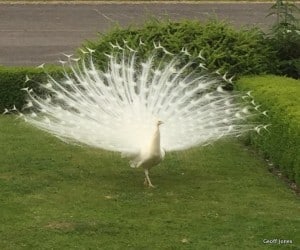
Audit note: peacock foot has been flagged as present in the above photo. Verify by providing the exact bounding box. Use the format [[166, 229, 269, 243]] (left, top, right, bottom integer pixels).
[[144, 169, 155, 188], [144, 177, 155, 188]]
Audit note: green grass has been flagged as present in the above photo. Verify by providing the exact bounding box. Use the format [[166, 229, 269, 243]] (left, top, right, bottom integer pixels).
[[0, 116, 299, 249]]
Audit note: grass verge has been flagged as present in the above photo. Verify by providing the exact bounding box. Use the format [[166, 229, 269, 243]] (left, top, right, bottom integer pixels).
[[0, 116, 299, 249]]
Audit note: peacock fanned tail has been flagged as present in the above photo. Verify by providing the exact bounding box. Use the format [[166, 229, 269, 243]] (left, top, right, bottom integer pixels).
[[17, 44, 266, 156]]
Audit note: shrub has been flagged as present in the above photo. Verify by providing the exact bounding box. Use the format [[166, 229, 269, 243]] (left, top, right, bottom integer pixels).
[[237, 75, 300, 184], [0, 66, 62, 113], [266, 0, 300, 78], [83, 19, 277, 77]]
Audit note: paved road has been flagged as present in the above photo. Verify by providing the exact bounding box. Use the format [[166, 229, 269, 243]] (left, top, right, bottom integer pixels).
[[0, 3, 274, 66]]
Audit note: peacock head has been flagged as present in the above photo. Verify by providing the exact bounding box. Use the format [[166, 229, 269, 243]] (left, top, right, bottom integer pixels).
[[157, 120, 164, 126]]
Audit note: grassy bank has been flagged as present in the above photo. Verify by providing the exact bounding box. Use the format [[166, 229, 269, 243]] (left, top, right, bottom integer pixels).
[[0, 116, 299, 249]]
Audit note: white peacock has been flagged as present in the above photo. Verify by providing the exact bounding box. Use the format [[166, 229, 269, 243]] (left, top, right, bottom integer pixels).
[[18, 43, 267, 187]]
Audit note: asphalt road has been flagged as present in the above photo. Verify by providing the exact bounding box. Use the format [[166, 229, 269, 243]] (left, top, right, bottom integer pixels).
[[0, 2, 275, 66]]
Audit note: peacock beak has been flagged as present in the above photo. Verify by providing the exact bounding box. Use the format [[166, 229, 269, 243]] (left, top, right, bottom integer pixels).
[[158, 121, 164, 126]]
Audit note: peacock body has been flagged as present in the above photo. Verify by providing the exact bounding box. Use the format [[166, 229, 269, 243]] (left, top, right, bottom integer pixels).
[[18, 44, 265, 187]]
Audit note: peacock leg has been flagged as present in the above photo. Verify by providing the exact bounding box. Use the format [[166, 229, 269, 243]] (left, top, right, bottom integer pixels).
[[144, 178, 148, 186], [144, 169, 155, 188]]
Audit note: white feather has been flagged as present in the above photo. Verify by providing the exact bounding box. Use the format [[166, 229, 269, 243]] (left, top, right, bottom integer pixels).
[[21, 48, 262, 186]]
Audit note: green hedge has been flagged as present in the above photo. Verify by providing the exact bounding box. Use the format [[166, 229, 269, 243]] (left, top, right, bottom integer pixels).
[[0, 66, 62, 113], [237, 75, 300, 184], [84, 19, 277, 77]]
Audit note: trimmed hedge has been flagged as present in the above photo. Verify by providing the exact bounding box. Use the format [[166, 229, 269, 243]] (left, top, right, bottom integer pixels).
[[237, 75, 300, 185], [0, 66, 62, 113]]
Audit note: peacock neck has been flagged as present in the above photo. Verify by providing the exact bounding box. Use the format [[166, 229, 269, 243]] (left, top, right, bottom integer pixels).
[[149, 125, 161, 155]]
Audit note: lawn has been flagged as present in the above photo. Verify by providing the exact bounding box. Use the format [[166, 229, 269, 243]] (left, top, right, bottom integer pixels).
[[0, 115, 299, 249]]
